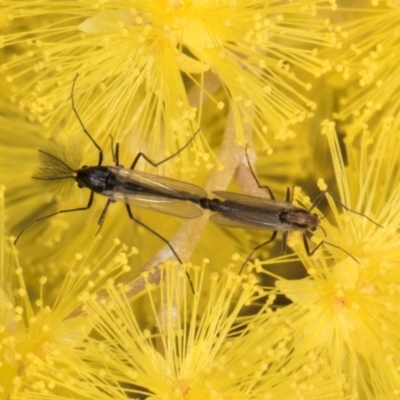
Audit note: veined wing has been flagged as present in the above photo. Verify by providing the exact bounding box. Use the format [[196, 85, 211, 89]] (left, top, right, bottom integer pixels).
[[210, 208, 287, 231], [213, 190, 294, 212], [106, 189, 203, 219], [112, 167, 207, 199]]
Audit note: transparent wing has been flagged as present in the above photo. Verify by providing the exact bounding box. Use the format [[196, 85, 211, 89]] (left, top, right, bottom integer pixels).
[[107, 190, 203, 219], [213, 190, 293, 212], [113, 167, 207, 199], [210, 209, 285, 231]]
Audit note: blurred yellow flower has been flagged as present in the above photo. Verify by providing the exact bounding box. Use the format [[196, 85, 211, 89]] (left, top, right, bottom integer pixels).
[[334, 5, 400, 132]]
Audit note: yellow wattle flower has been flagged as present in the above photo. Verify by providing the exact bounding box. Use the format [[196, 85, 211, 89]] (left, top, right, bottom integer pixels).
[[260, 119, 400, 398], [44, 263, 344, 399], [1, 0, 336, 156], [0, 187, 135, 397], [1, 2, 399, 398], [0, 0, 340, 294]]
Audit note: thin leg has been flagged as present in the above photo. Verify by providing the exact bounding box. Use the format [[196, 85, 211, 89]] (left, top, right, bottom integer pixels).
[[109, 136, 120, 166], [71, 74, 103, 166], [130, 129, 200, 170], [115, 142, 120, 166], [239, 231, 278, 275], [302, 233, 359, 264], [14, 191, 94, 245], [285, 187, 292, 203], [308, 191, 329, 212], [96, 199, 112, 235], [281, 231, 289, 254], [244, 145, 275, 199], [125, 205, 195, 294], [309, 190, 382, 228]]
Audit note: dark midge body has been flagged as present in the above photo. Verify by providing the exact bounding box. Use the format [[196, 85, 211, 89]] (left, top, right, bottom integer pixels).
[[15, 75, 204, 294], [199, 195, 319, 232], [16, 150, 206, 245], [199, 166, 381, 273], [198, 188, 324, 274], [76, 165, 205, 204]]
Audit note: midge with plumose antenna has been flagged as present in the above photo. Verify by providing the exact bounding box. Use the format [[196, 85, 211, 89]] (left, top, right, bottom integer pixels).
[[15, 75, 206, 270], [200, 146, 382, 274]]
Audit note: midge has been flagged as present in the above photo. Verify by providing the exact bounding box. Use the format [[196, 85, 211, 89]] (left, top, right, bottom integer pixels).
[[15, 75, 206, 269], [200, 148, 382, 274]]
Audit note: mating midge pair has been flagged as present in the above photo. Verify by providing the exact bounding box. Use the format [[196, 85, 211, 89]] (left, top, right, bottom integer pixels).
[[15, 76, 382, 292]]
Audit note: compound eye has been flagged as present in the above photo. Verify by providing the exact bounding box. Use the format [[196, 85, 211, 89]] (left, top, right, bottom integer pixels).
[[77, 182, 84, 188], [310, 227, 317, 232], [82, 165, 88, 169]]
